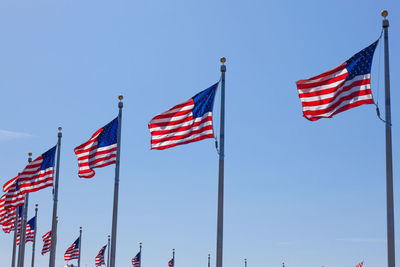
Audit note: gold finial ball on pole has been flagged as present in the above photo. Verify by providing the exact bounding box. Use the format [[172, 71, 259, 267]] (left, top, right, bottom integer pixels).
[[220, 57, 226, 64], [139, 242, 142, 245], [28, 152, 32, 157], [118, 95, 123, 101], [35, 204, 38, 207], [381, 10, 388, 18], [80, 226, 82, 230]]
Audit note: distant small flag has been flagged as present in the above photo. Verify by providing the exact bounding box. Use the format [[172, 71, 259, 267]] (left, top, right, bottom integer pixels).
[[41, 231, 51, 255], [17, 216, 35, 245], [356, 262, 364, 267], [168, 258, 174, 267], [65, 237, 80, 261], [296, 40, 379, 121], [74, 118, 118, 178], [149, 83, 219, 150], [17, 146, 56, 195], [95, 245, 107, 267], [25, 216, 36, 242], [132, 251, 141, 267]]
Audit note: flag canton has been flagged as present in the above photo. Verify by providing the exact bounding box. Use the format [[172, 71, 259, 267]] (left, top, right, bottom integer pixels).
[[41, 146, 56, 170], [97, 118, 118, 148], [135, 252, 141, 261], [192, 83, 218, 119], [100, 245, 107, 256], [345, 40, 378, 80], [73, 237, 80, 248], [27, 217, 35, 230]]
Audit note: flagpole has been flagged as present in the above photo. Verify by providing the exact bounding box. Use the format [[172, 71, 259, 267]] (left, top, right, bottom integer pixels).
[[244, 259, 247, 267], [216, 57, 226, 267], [17, 153, 32, 267], [78, 227, 82, 267], [107, 235, 110, 267], [31, 204, 38, 267], [49, 127, 62, 267], [139, 242, 142, 267], [11, 208, 19, 267], [208, 254, 210, 267], [110, 95, 123, 267], [381, 10, 395, 267]]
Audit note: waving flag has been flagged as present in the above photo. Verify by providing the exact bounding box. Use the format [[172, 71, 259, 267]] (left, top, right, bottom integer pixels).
[[65, 237, 80, 261], [41, 231, 51, 255], [149, 83, 218, 150], [356, 262, 364, 267], [168, 258, 174, 267], [25, 216, 36, 242], [74, 118, 118, 178], [132, 251, 141, 267], [17, 216, 35, 244], [17, 146, 56, 194], [1, 205, 22, 234], [3, 176, 25, 210], [95, 245, 107, 266], [296, 40, 379, 121]]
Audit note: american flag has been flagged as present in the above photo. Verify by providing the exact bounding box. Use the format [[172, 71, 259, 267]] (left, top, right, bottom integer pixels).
[[65, 237, 80, 261], [132, 251, 141, 267], [25, 216, 36, 242], [3, 176, 25, 211], [74, 118, 118, 178], [1, 205, 22, 234], [15, 146, 56, 196], [356, 262, 364, 267], [17, 216, 35, 245], [95, 245, 107, 266], [41, 231, 51, 255], [296, 40, 379, 121], [148, 82, 219, 150], [168, 258, 174, 267]]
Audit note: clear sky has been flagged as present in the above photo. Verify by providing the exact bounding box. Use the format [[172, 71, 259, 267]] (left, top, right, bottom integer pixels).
[[0, 1, 399, 267]]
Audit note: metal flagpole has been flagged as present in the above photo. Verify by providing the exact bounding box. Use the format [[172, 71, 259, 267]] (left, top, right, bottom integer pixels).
[[244, 259, 247, 267], [17, 153, 32, 267], [216, 57, 226, 267], [172, 249, 175, 267], [110, 95, 123, 267], [208, 254, 210, 267], [31, 204, 38, 267], [381, 10, 395, 267], [107, 235, 110, 267], [139, 242, 142, 267], [11, 208, 19, 267], [78, 227, 82, 267], [49, 127, 62, 267]]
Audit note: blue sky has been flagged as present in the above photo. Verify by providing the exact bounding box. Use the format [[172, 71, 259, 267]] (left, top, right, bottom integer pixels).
[[0, 0, 399, 267]]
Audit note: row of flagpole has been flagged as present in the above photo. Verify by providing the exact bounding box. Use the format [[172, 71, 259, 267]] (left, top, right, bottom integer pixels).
[[1, 10, 394, 267]]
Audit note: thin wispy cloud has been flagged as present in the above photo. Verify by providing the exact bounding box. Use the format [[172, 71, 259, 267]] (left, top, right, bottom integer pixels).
[[0, 130, 31, 140], [336, 238, 385, 243]]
